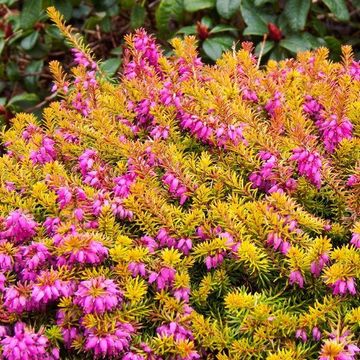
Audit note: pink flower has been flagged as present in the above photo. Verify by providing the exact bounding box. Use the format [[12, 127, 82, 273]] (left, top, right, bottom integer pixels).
[[350, 231, 360, 248], [295, 328, 307, 342], [312, 326, 321, 341], [162, 172, 189, 205], [74, 277, 122, 314], [264, 91, 282, 116], [56, 187, 72, 209], [347, 175, 359, 187], [30, 137, 57, 164], [3, 210, 37, 244], [289, 270, 304, 288], [316, 115, 353, 153], [84, 322, 134, 358], [331, 278, 357, 296], [291, 148, 322, 188], [128, 262, 146, 277], [0, 322, 58, 360], [310, 253, 329, 277], [148, 267, 176, 290]]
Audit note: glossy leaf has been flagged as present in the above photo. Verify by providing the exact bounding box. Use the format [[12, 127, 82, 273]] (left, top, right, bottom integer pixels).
[[322, 0, 350, 22], [241, 0, 268, 36], [216, 0, 241, 19], [203, 35, 234, 61], [21, 31, 39, 50], [156, 0, 184, 36], [284, 0, 310, 31], [184, 0, 215, 12]]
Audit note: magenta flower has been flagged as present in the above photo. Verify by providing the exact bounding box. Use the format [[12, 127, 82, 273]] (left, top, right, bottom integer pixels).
[[295, 328, 307, 342], [31, 271, 74, 305], [162, 172, 189, 205], [264, 91, 282, 116], [148, 267, 176, 290], [0, 322, 58, 360], [290, 148, 322, 188], [289, 270, 304, 288], [331, 278, 357, 296], [347, 175, 359, 187], [310, 253, 329, 277], [128, 262, 146, 277], [84, 322, 134, 358], [114, 172, 137, 198], [350, 231, 360, 248], [312, 327, 321, 341], [3, 210, 37, 244], [316, 115, 353, 153], [74, 276, 122, 314], [266, 232, 291, 254], [56, 236, 108, 266], [4, 283, 33, 314], [349, 60, 360, 80], [30, 137, 57, 164], [56, 187, 72, 209]]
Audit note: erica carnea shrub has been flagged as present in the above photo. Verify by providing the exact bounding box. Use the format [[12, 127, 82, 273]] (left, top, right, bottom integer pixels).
[[0, 7, 359, 360]]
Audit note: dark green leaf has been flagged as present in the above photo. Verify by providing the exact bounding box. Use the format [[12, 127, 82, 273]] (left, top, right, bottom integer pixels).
[[50, 0, 73, 20], [110, 46, 123, 56], [280, 34, 312, 53], [269, 45, 287, 60], [156, 0, 184, 37], [203, 35, 234, 61], [184, 0, 215, 12], [210, 24, 238, 34], [201, 16, 213, 28], [45, 25, 64, 40], [131, 4, 146, 29], [177, 25, 197, 35], [240, 0, 268, 36], [322, 0, 350, 22], [21, 0, 43, 29], [20, 31, 39, 50], [255, 40, 275, 56], [7, 93, 39, 111], [24, 60, 44, 92], [284, 0, 310, 31], [324, 36, 342, 58], [6, 62, 19, 82], [100, 58, 121, 77], [216, 0, 240, 19]]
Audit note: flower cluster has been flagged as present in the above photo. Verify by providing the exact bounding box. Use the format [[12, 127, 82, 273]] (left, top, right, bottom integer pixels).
[[0, 12, 359, 359]]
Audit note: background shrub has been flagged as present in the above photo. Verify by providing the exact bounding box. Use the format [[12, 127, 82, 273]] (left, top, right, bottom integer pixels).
[[0, 8, 359, 359], [0, 0, 360, 125]]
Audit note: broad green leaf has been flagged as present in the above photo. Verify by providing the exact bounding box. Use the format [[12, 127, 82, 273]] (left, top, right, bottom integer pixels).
[[322, 0, 350, 22], [269, 45, 287, 61], [156, 0, 184, 37], [24, 60, 43, 92], [201, 16, 213, 28], [210, 24, 238, 34], [240, 0, 268, 36], [130, 4, 146, 29], [6, 62, 19, 82], [20, 0, 43, 29], [216, 0, 241, 19], [20, 31, 39, 50], [100, 58, 121, 77], [203, 35, 234, 61], [255, 40, 275, 56], [177, 25, 197, 35], [284, 0, 310, 31], [49, 0, 73, 20], [184, 0, 215, 12], [7, 93, 39, 111], [280, 34, 312, 53]]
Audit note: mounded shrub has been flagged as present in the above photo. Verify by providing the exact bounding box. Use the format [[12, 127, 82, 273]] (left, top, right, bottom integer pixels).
[[0, 7, 359, 360]]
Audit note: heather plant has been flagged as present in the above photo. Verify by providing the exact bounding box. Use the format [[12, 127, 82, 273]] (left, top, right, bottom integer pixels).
[[0, 7, 360, 359]]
